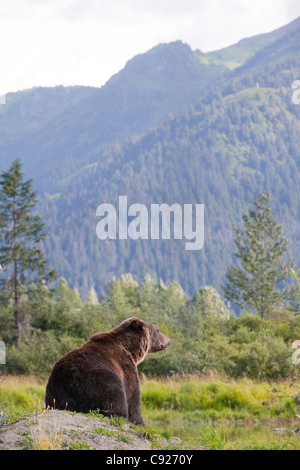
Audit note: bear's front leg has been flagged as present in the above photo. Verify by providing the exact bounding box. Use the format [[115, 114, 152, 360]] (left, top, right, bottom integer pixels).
[[125, 373, 144, 425], [128, 398, 144, 425]]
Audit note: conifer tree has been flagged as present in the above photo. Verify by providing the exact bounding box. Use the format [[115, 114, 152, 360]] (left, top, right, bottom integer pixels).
[[222, 191, 293, 318], [86, 286, 99, 305], [0, 159, 56, 343]]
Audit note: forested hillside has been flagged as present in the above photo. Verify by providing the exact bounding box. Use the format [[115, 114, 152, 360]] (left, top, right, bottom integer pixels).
[[0, 41, 226, 193], [42, 85, 300, 296], [1, 17, 300, 298]]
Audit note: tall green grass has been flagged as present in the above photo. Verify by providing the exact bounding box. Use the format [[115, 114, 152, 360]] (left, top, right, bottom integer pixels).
[[1, 375, 299, 422], [191, 424, 299, 450], [1, 375, 300, 449], [0, 376, 45, 419], [141, 375, 299, 421]]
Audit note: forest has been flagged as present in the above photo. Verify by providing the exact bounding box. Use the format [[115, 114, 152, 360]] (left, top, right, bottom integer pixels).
[[0, 160, 299, 383], [1, 273, 299, 381], [1, 18, 300, 298]]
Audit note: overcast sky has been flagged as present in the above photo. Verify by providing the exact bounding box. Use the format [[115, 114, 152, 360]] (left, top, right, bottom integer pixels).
[[0, 0, 300, 96]]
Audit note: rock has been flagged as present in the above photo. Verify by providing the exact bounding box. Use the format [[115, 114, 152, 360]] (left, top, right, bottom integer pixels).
[[271, 428, 297, 435]]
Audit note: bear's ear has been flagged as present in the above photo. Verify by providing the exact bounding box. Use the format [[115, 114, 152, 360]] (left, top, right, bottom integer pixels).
[[131, 318, 143, 328], [126, 318, 146, 331], [121, 317, 147, 334]]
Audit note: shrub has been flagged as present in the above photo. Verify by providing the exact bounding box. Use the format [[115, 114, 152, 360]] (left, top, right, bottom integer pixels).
[[6, 332, 81, 377]]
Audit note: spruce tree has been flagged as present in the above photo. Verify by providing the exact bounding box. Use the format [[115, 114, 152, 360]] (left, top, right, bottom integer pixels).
[[0, 159, 56, 343], [222, 191, 293, 318]]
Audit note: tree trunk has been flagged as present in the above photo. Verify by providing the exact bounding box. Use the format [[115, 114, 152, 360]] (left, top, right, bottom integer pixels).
[[13, 195, 20, 344]]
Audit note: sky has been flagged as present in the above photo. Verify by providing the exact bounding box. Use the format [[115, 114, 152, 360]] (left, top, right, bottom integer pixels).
[[0, 0, 300, 96]]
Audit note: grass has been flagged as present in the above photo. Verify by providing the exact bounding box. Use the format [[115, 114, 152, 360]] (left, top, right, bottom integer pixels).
[[140, 374, 300, 449], [1, 374, 300, 449], [68, 439, 91, 450], [141, 374, 300, 421], [89, 426, 132, 444], [186, 424, 300, 450], [0, 376, 45, 419], [33, 433, 63, 450]]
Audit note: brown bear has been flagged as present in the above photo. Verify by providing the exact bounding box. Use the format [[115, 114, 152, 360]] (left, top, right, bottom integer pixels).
[[45, 318, 171, 424]]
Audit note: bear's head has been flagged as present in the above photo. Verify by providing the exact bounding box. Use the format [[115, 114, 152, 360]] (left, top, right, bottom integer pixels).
[[145, 321, 171, 353], [119, 317, 171, 363]]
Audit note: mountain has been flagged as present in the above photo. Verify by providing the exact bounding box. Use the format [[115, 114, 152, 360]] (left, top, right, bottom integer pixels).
[[1, 19, 293, 192], [0, 40, 227, 193], [197, 16, 300, 70], [1, 17, 300, 298], [41, 85, 300, 297]]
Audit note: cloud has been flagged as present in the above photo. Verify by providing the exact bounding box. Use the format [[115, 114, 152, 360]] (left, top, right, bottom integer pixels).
[[0, 0, 299, 95]]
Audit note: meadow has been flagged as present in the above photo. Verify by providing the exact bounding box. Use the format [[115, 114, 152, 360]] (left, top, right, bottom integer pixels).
[[1, 374, 300, 450]]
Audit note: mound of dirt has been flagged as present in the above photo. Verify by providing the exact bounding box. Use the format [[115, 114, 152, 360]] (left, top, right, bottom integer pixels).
[[0, 409, 189, 451]]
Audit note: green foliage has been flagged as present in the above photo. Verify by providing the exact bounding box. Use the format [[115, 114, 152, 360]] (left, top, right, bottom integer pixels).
[[228, 336, 294, 380], [68, 439, 91, 450], [285, 269, 300, 315], [1, 271, 299, 381], [86, 287, 99, 305], [238, 439, 296, 451], [222, 191, 293, 317], [0, 377, 45, 416], [192, 286, 230, 320], [196, 426, 225, 450], [36, 83, 300, 299], [0, 159, 56, 343], [7, 332, 81, 376], [141, 376, 299, 421], [3, 376, 300, 450], [0, 155, 298, 382]]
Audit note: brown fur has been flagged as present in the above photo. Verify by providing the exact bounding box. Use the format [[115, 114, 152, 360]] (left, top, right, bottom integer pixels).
[[44, 318, 171, 424]]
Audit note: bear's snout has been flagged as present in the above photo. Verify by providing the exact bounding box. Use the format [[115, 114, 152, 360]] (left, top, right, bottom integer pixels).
[[160, 335, 171, 350], [149, 332, 171, 353]]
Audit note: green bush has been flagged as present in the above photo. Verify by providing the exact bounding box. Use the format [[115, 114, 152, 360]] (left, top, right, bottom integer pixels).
[[6, 332, 82, 377], [1, 274, 300, 380], [228, 337, 294, 379]]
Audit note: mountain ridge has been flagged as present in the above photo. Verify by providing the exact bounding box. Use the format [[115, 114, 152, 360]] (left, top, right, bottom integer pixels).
[[1, 18, 300, 298]]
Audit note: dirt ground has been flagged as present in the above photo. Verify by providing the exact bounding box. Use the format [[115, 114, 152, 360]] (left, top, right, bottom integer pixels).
[[0, 409, 186, 451]]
